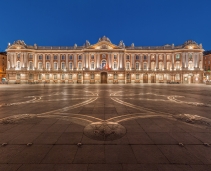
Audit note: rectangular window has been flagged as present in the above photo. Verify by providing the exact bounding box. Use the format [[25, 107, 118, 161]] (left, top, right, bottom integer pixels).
[[61, 74, 65, 80], [136, 63, 139, 70], [54, 74, 57, 79], [114, 63, 117, 69], [38, 55, 42, 60], [46, 63, 50, 70], [29, 62, 33, 69], [78, 55, 82, 60], [78, 63, 82, 70], [136, 55, 139, 60], [91, 74, 94, 79], [159, 75, 163, 80], [54, 63, 57, 70], [54, 55, 57, 60], [126, 55, 130, 60], [29, 74, 33, 80], [29, 54, 33, 59], [91, 63, 94, 69], [114, 74, 117, 79], [144, 55, 147, 60], [136, 74, 139, 79], [45, 74, 49, 80], [61, 55, 65, 60], [38, 63, 42, 69], [143, 63, 147, 69], [61, 62, 65, 69], [69, 63, 73, 69], [91, 55, 94, 59], [17, 62, 20, 69], [69, 74, 72, 79], [114, 55, 117, 60], [17, 74, 20, 80], [78, 74, 81, 79], [38, 74, 42, 80], [175, 74, 180, 80], [126, 63, 130, 70], [127, 74, 130, 79], [69, 55, 73, 60]]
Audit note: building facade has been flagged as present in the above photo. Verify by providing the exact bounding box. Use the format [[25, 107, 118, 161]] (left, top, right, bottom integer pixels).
[[6, 36, 204, 84], [0, 52, 7, 82]]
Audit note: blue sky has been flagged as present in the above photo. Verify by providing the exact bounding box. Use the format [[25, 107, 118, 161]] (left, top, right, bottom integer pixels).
[[0, 0, 210, 51]]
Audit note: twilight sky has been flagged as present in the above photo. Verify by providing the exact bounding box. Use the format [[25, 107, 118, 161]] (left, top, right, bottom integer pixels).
[[0, 0, 210, 51]]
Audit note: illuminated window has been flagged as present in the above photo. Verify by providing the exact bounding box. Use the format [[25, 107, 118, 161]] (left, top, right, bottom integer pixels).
[[159, 74, 163, 80], [38, 74, 42, 80], [29, 62, 33, 70], [46, 62, 50, 70], [78, 62, 82, 69], [45, 74, 49, 80], [78, 74, 81, 79], [69, 74, 72, 79], [126, 62, 130, 70], [29, 74, 33, 80], [143, 63, 147, 69], [101, 60, 106, 68], [91, 74, 95, 79], [176, 54, 180, 59], [17, 74, 20, 80], [61, 62, 65, 69], [91, 62, 94, 70], [135, 63, 139, 70], [114, 74, 117, 79], [17, 61, 20, 69], [54, 63, 57, 70], [175, 74, 180, 80], [114, 62, 117, 69], [69, 62, 73, 69], [136, 74, 139, 79], [159, 62, 163, 70], [54, 74, 57, 79], [61, 74, 65, 80], [127, 74, 130, 79]]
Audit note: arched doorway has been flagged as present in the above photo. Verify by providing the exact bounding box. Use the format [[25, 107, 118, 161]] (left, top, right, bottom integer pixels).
[[101, 72, 107, 83]]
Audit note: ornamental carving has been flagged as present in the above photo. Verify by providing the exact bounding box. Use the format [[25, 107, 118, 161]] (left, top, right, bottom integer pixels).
[[98, 36, 111, 43], [183, 40, 197, 46], [12, 40, 26, 47]]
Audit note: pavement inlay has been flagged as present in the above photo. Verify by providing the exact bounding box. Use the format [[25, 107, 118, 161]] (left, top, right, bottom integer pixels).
[[0, 84, 211, 171]]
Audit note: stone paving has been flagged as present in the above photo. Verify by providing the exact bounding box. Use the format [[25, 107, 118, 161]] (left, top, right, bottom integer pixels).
[[0, 84, 211, 171]]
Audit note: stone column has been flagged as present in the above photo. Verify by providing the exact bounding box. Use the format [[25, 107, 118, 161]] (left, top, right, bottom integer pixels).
[[34, 54, 37, 69], [122, 53, 125, 69], [156, 54, 158, 69], [186, 53, 189, 69], [66, 54, 69, 70], [164, 54, 167, 70], [172, 53, 174, 70], [132, 54, 134, 69], [73, 54, 76, 69], [182, 53, 185, 69], [148, 54, 151, 70]]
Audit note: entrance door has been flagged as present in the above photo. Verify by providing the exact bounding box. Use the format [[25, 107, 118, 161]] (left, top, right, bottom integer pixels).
[[101, 72, 107, 83], [151, 75, 156, 83], [143, 74, 148, 83]]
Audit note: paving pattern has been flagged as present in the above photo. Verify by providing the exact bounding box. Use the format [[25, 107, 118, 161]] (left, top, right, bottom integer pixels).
[[0, 84, 211, 171]]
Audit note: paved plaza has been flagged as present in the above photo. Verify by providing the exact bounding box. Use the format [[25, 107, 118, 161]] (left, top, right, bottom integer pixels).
[[0, 84, 211, 171]]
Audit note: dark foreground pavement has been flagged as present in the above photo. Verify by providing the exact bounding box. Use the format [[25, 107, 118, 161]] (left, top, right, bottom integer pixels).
[[0, 84, 211, 171]]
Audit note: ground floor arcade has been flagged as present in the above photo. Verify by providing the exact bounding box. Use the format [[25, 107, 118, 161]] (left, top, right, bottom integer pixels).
[[7, 70, 203, 84]]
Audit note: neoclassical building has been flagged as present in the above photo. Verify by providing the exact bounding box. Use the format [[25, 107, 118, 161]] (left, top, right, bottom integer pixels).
[[6, 36, 204, 84]]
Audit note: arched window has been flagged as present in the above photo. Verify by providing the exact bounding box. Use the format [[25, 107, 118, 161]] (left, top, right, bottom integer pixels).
[[176, 54, 180, 60], [102, 60, 106, 68], [136, 55, 139, 60], [61, 55, 65, 60], [91, 55, 94, 59], [54, 55, 57, 60], [143, 55, 147, 60], [46, 55, 50, 60], [61, 62, 65, 69]]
